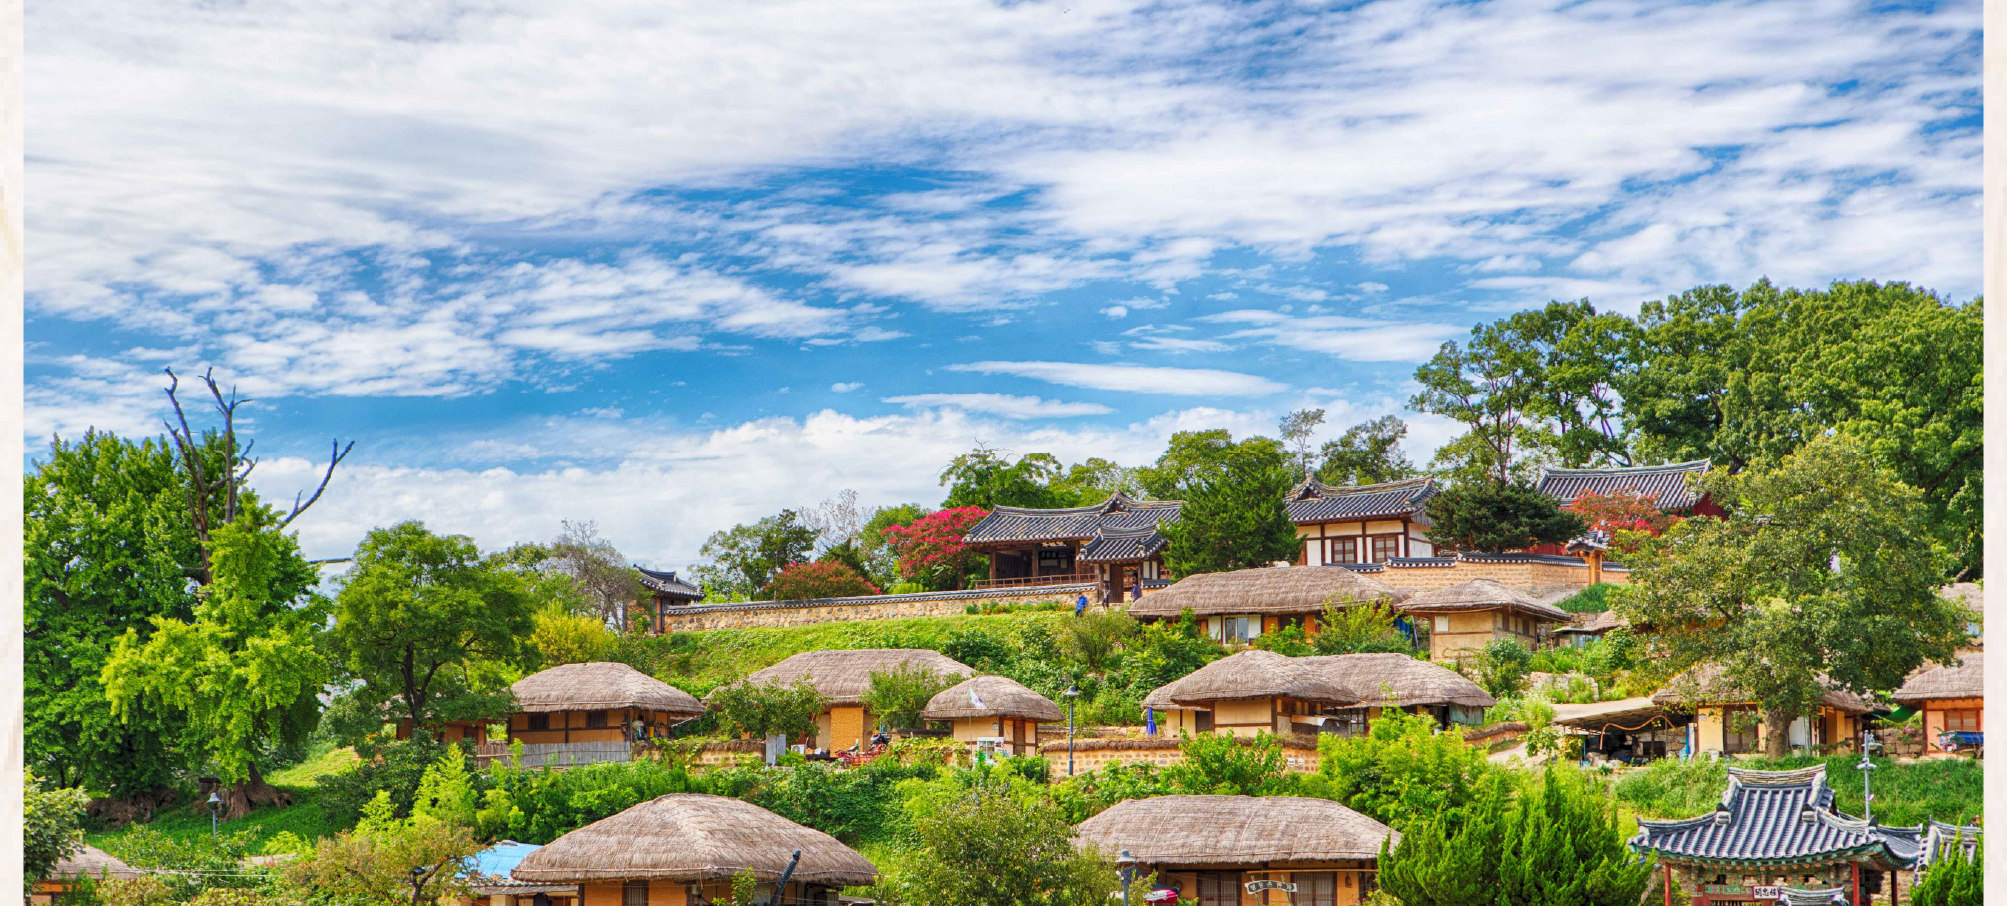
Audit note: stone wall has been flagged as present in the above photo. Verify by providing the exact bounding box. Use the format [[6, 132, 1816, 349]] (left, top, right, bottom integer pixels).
[[1347, 554, 1625, 599], [1039, 736, 1323, 775], [655, 583, 1097, 632]]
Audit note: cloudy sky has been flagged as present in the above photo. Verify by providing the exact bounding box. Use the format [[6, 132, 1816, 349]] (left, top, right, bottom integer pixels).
[[27, 0, 1979, 568]]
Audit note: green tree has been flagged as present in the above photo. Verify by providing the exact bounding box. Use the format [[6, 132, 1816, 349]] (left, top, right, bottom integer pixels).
[[1314, 415, 1418, 486], [860, 503, 931, 587], [1380, 767, 1650, 906], [709, 679, 828, 740], [1910, 837, 1982, 906], [691, 509, 821, 601], [329, 522, 534, 738], [1278, 408, 1327, 474], [1465, 638, 1533, 697], [526, 602, 618, 670], [102, 514, 328, 801], [887, 785, 1122, 906], [1051, 457, 1141, 504], [939, 447, 1069, 509], [1423, 480, 1584, 553], [26, 432, 200, 793], [1158, 442, 1297, 577], [1135, 429, 1286, 500], [1617, 435, 1969, 757], [288, 791, 479, 904], [1165, 733, 1285, 795], [1311, 599, 1413, 655], [861, 663, 957, 732], [410, 748, 478, 829], [1306, 707, 1495, 831], [24, 770, 89, 892], [1060, 611, 1139, 677]]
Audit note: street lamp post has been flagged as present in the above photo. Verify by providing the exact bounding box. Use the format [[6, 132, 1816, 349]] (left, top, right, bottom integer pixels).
[[1118, 849, 1138, 904], [1858, 727, 1880, 824], [1064, 685, 1080, 777], [206, 792, 222, 837]]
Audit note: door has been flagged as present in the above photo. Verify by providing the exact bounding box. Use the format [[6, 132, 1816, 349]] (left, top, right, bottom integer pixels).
[[1197, 872, 1242, 906]]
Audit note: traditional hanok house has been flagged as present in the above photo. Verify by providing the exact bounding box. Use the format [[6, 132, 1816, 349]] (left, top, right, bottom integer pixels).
[[919, 674, 1063, 757], [634, 567, 704, 635], [1125, 565, 1409, 647], [1652, 666, 1873, 757], [31, 845, 145, 904], [731, 649, 973, 752], [961, 492, 1182, 600], [510, 793, 877, 906], [1892, 652, 1982, 757], [460, 840, 579, 906], [505, 662, 706, 767], [1287, 476, 1439, 565], [1397, 578, 1573, 661], [1631, 766, 1925, 906], [1075, 795, 1398, 906], [1553, 609, 1630, 648], [1143, 650, 1493, 739], [1533, 460, 1721, 572], [1551, 696, 1690, 764]]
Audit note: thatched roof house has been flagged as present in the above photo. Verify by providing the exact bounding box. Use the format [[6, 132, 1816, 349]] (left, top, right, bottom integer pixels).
[[1650, 665, 1873, 715], [47, 845, 143, 882], [922, 675, 1063, 722], [1130, 566, 1406, 618], [1143, 651, 1492, 739], [512, 794, 875, 903], [1894, 653, 1983, 704], [1399, 578, 1572, 660], [1895, 652, 1983, 757], [1142, 650, 1360, 711], [1318, 653, 1495, 710], [1077, 795, 1396, 900], [514, 662, 705, 715], [1651, 664, 1872, 756], [737, 649, 973, 705], [1400, 578, 1570, 621]]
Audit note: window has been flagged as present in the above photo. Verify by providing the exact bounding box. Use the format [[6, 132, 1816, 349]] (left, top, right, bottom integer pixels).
[[1944, 708, 1981, 732], [587, 710, 609, 729], [1369, 534, 1401, 562], [624, 880, 649, 906], [1433, 615, 1450, 633], [527, 713, 549, 732], [1328, 537, 1359, 564], [1197, 873, 1242, 906], [1295, 873, 1337, 906], [1218, 616, 1259, 645]]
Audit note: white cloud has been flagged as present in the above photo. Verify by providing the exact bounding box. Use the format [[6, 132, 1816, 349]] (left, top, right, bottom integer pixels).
[[830, 382, 864, 393], [1202, 310, 1461, 363], [1100, 305, 1129, 318], [882, 393, 1114, 418], [949, 360, 1286, 396]]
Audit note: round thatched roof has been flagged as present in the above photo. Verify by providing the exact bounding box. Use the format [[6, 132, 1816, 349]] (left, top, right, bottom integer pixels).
[[511, 662, 704, 716], [734, 649, 973, 706], [1309, 653, 1496, 709], [1076, 795, 1397, 866], [921, 675, 1064, 722], [1142, 650, 1361, 709], [1894, 652, 1983, 703], [510, 794, 877, 885], [1127, 565, 1406, 619], [48, 845, 144, 881], [1650, 664, 1873, 715], [1399, 578, 1571, 622]]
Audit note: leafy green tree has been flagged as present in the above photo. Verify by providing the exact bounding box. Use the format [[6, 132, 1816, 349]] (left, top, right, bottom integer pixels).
[[24, 770, 89, 891], [1278, 408, 1327, 473], [1060, 611, 1139, 677], [1465, 638, 1533, 697], [709, 678, 828, 740], [1135, 429, 1286, 500], [862, 663, 957, 732], [939, 448, 1069, 509], [1380, 767, 1650, 906], [1618, 435, 1969, 756], [860, 503, 931, 587], [410, 748, 479, 829], [1311, 599, 1414, 655], [691, 509, 821, 601], [26, 432, 201, 793], [1423, 480, 1584, 553], [329, 522, 534, 737], [1158, 441, 1297, 577], [1315, 415, 1418, 486], [1910, 837, 1982, 906], [1306, 707, 1496, 831], [1051, 457, 1141, 504], [288, 791, 479, 904], [886, 785, 1122, 906], [102, 514, 329, 802], [1165, 733, 1285, 795], [526, 602, 617, 670]]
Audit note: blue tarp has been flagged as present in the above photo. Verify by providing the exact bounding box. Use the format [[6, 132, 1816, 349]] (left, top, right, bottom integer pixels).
[[470, 841, 542, 879]]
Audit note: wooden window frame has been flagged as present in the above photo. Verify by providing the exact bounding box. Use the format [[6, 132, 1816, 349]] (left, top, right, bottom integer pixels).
[[623, 879, 650, 906], [1327, 536, 1360, 564], [587, 710, 610, 729], [1368, 533, 1402, 563], [1943, 708, 1981, 732], [527, 713, 550, 732]]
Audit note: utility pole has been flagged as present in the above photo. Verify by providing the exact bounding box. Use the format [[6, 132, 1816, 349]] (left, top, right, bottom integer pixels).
[[1858, 727, 1880, 824], [1065, 685, 1080, 777]]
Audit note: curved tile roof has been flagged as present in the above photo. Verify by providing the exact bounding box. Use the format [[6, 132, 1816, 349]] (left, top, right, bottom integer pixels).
[[963, 492, 1182, 546], [1632, 766, 1920, 869], [636, 566, 704, 599], [1537, 460, 1711, 511], [1286, 476, 1437, 524]]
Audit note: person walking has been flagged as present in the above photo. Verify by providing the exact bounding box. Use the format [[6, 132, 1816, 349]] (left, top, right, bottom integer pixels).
[[1075, 593, 1088, 617]]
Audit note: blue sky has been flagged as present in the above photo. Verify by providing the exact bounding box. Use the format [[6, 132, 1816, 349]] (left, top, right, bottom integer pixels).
[[26, 0, 1980, 568]]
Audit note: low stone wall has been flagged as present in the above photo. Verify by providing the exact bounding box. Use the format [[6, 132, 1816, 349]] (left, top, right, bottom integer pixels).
[[1039, 735, 1323, 775], [1346, 554, 1625, 598], [655, 583, 1097, 632]]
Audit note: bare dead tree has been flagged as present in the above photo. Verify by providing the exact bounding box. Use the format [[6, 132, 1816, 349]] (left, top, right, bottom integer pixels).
[[163, 367, 353, 582]]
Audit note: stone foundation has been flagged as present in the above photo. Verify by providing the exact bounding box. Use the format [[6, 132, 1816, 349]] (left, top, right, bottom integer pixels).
[[655, 583, 1097, 632]]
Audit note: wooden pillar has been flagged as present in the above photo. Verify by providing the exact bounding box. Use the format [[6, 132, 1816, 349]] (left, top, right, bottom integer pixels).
[[1662, 863, 1672, 906], [1852, 862, 1861, 906]]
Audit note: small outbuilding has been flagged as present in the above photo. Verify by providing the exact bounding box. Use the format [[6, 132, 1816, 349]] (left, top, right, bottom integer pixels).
[[1126, 565, 1408, 647], [1893, 652, 1983, 757], [920, 674, 1063, 756], [1397, 578, 1572, 660], [507, 662, 706, 767], [32, 845, 145, 904], [510, 793, 877, 906], [733, 649, 973, 752], [1143, 650, 1492, 738], [1075, 795, 1398, 906]]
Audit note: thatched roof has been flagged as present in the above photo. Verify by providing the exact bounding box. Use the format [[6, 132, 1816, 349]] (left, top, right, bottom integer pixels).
[[1554, 609, 1627, 635], [1399, 578, 1571, 622], [1039, 735, 1319, 754], [1075, 796, 1397, 866], [48, 845, 144, 881], [512, 662, 704, 716], [1650, 664, 1873, 715], [735, 649, 973, 706], [1550, 697, 1670, 731], [1894, 652, 1983, 703], [1141, 651, 1492, 711], [510, 794, 877, 885], [1312, 653, 1495, 709], [1142, 650, 1361, 709], [1128, 565, 1407, 618], [921, 675, 1064, 722]]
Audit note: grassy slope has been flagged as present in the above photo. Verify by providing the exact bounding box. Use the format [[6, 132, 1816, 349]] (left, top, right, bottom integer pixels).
[[1613, 755, 1983, 827], [88, 744, 360, 854], [628, 609, 1075, 691]]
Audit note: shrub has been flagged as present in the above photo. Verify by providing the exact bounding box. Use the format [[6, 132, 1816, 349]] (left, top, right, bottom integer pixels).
[[766, 560, 881, 600], [1312, 599, 1415, 655], [315, 735, 453, 827], [1466, 639, 1533, 697], [1304, 707, 1497, 832], [708, 678, 827, 741], [1427, 480, 1585, 553], [861, 663, 957, 732]]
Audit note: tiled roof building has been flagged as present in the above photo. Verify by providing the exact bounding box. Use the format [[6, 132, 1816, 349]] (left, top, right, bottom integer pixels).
[[1287, 476, 1440, 566], [962, 492, 1181, 601], [635, 566, 705, 635], [1537, 459, 1716, 513]]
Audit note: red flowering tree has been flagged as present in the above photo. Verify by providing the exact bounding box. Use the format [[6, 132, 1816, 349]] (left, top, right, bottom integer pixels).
[[880, 506, 989, 591], [766, 560, 881, 600], [1567, 490, 1682, 553]]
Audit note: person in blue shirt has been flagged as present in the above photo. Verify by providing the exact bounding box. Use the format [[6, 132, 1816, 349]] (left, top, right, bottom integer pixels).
[[1075, 593, 1088, 616]]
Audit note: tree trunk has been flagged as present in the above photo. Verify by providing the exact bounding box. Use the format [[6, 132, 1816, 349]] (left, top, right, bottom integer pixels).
[[1762, 707, 1794, 759], [222, 762, 292, 820]]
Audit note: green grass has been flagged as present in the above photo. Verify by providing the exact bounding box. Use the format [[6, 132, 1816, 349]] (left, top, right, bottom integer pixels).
[[1613, 755, 1982, 827], [622, 610, 1076, 692], [1552, 583, 1621, 614], [265, 744, 359, 789], [86, 793, 339, 855]]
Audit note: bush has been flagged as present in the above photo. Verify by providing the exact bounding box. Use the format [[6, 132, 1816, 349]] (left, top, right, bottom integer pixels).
[[708, 679, 826, 741], [1302, 708, 1498, 832], [315, 735, 453, 827], [861, 663, 957, 732], [1312, 600, 1416, 655], [1165, 733, 1287, 796], [767, 560, 882, 600], [1426, 480, 1586, 553], [1551, 583, 1620, 614], [1466, 638, 1533, 697]]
